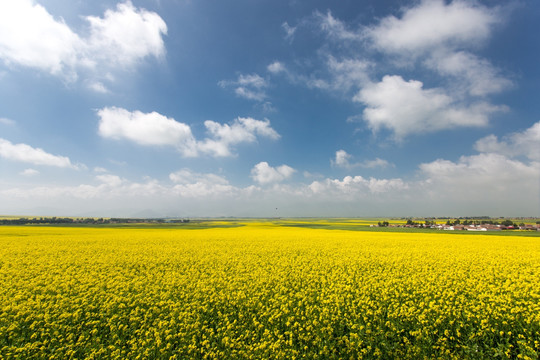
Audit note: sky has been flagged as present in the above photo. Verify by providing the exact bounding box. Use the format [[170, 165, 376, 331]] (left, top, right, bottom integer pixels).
[[0, 0, 539, 218]]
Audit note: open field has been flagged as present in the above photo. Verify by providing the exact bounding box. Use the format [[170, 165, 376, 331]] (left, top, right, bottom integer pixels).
[[1, 222, 539, 359]]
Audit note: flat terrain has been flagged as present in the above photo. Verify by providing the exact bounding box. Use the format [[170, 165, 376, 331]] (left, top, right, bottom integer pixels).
[[1, 221, 539, 359]]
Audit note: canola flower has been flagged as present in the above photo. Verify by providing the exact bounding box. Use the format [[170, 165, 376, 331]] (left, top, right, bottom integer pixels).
[[0, 223, 539, 359]]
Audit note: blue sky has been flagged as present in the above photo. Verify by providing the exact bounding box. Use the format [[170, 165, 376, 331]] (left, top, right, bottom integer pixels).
[[0, 0, 538, 217]]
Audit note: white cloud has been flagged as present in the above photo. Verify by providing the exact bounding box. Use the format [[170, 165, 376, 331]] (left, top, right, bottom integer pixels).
[[98, 108, 280, 157], [20, 168, 39, 176], [84, 1, 167, 68], [354, 75, 504, 139], [0, 0, 80, 77], [0, 138, 78, 168], [94, 166, 108, 173], [365, 0, 510, 100], [426, 51, 512, 96], [198, 117, 280, 157], [474, 121, 540, 161], [251, 162, 295, 184], [267, 61, 285, 74], [333, 150, 352, 168], [219, 73, 268, 101], [368, 0, 500, 55], [0, 0, 167, 83], [97, 107, 198, 156]]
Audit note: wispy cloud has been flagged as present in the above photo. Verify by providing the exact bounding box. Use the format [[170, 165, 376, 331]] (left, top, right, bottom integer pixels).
[[282, 22, 297, 42], [0, 117, 15, 126], [219, 73, 268, 101], [20, 168, 39, 176], [332, 150, 392, 169]]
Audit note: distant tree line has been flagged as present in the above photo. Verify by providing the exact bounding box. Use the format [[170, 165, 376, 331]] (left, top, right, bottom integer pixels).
[[387, 218, 539, 229], [0, 217, 190, 225], [444, 219, 521, 227], [0, 217, 105, 225]]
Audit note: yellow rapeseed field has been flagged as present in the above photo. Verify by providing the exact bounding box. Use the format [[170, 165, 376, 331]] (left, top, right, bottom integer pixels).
[[1, 223, 539, 359]]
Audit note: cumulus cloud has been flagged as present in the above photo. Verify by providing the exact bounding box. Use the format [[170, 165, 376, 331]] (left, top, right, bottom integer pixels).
[[97, 108, 280, 157], [219, 73, 268, 101], [84, 1, 167, 67], [0, 0, 80, 77], [251, 162, 295, 184], [367, 0, 500, 55], [366, 0, 510, 97], [197, 117, 280, 157], [0, 138, 79, 168], [97, 107, 198, 156], [354, 75, 504, 139], [474, 121, 540, 161], [0, 0, 166, 85], [333, 150, 352, 168]]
